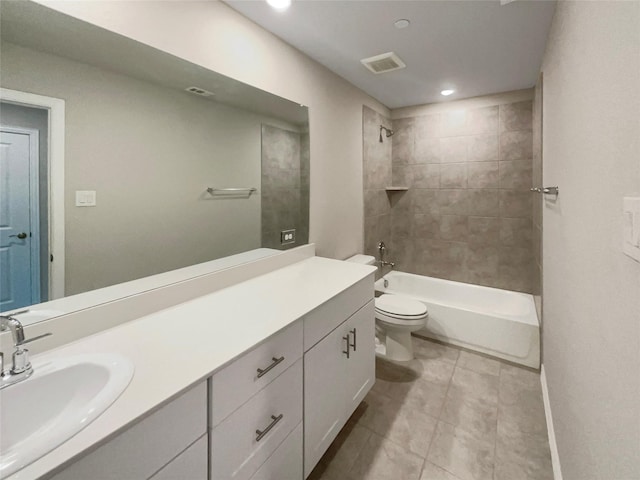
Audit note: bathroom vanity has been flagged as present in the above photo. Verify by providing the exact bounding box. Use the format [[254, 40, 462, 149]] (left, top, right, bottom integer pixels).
[[4, 251, 376, 480]]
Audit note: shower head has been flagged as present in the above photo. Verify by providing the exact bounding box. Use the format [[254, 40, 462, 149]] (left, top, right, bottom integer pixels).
[[379, 125, 395, 142]]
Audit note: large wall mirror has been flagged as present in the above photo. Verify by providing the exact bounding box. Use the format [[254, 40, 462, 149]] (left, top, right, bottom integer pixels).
[[0, 1, 310, 324]]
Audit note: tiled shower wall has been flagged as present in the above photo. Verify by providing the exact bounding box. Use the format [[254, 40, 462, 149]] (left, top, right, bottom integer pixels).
[[363, 106, 392, 258], [261, 124, 310, 249], [362, 96, 534, 293], [388, 98, 534, 292], [532, 79, 543, 298]]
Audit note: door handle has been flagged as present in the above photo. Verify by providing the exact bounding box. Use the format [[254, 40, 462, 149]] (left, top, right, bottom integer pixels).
[[9, 233, 27, 239]]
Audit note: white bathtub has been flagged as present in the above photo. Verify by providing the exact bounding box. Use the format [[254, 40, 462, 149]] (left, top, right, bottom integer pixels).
[[375, 271, 540, 368]]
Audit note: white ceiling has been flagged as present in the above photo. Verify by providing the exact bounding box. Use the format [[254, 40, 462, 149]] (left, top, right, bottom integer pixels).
[[0, 1, 308, 126], [226, 0, 557, 109]]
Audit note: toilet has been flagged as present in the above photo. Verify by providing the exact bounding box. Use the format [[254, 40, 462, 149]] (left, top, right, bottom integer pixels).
[[346, 255, 428, 361]]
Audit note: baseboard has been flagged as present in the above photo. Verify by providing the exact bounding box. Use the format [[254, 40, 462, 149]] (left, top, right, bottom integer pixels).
[[540, 365, 563, 480]]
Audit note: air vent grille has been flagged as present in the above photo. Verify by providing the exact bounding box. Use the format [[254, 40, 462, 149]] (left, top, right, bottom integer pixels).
[[185, 86, 215, 97], [360, 52, 406, 74]]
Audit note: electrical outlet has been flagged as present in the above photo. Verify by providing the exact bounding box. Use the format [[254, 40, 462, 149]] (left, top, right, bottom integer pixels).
[[280, 229, 296, 245]]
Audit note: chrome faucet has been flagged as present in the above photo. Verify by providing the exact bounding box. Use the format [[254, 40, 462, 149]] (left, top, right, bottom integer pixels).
[[377, 241, 395, 269], [0, 314, 52, 389]]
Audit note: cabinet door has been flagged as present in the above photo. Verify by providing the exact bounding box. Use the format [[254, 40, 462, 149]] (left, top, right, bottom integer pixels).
[[343, 301, 375, 414], [303, 323, 350, 477]]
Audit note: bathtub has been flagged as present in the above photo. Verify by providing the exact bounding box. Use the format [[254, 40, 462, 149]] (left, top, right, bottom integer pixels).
[[375, 271, 540, 368]]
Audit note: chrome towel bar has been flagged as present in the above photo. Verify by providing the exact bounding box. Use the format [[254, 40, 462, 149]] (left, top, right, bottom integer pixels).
[[530, 186, 559, 196], [206, 187, 257, 195]]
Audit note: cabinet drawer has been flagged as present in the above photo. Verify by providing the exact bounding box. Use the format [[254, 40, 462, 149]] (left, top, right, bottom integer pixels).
[[303, 275, 374, 351], [51, 382, 206, 480], [210, 359, 302, 480], [250, 423, 302, 480], [150, 434, 207, 480], [210, 321, 302, 427]]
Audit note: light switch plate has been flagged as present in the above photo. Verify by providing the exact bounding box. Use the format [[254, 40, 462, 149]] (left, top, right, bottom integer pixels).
[[623, 196, 640, 262], [75, 190, 97, 207]]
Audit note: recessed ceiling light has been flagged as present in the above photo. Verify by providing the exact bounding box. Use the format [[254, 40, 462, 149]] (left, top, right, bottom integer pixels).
[[394, 19, 410, 29], [266, 0, 291, 11], [441, 89, 455, 96]]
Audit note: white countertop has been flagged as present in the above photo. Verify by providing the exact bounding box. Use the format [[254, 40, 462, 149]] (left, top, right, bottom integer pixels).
[[9, 256, 376, 480]]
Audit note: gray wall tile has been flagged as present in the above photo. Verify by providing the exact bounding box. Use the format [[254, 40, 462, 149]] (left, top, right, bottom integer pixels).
[[499, 160, 533, 189], [499, 190, 532, 218], [500, 130, 533, 161], [440, 163, 468, 188], [440, 215, 469, 241], [381, 98, 533, 292], [500, 101, 533, 133], [468, 134, 499, 162], [468, 162, 499, 188], [412, 164, 440, 188]]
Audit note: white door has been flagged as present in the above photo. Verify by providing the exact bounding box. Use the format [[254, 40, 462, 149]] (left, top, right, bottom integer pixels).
[[0, 128, 40, 310]]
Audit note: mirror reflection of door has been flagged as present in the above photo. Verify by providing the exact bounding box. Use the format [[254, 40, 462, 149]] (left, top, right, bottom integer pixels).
[[0, 110, 47, 310]]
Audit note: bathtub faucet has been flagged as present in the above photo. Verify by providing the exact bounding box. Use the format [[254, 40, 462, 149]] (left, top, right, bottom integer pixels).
[[377, 241, 395, 269]]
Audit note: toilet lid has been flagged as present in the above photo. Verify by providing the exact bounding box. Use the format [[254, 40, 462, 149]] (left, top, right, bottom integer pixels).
[[375, 294, 427, 318]]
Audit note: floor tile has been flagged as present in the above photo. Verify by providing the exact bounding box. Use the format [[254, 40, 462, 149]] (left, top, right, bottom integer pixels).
[[500, 362, 541, 390], [348, 432, 424, 480], [440, 386, 498, 438], [412, 335, 460, 364], [309, 422, 372, 479], [456, 350, 501, 376], [314, 337, 553, 480], [375, 358, 448, 418], [495, 422, 553, 480], [406, 356, 457, 386], [356, 390, 438, 457], [420, 462, 464, 480], [448, 366, 499, 406], [427, 421, 495, 480]]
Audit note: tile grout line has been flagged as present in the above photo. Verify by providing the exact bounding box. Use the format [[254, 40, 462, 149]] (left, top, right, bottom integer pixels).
[[418, 345, 460, 480]]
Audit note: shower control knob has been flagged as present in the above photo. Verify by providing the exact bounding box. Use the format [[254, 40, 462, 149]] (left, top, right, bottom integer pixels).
[[9, 232, 27, 239]]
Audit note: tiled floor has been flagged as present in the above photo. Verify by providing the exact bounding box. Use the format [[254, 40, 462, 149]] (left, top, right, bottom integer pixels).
[[309, 335, 553, 480]]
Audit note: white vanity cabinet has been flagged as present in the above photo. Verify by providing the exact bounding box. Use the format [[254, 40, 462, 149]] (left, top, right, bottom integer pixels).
[[303, 277, 376, 478], [50, 382, 207, 480], [208, 322, 304, 480]]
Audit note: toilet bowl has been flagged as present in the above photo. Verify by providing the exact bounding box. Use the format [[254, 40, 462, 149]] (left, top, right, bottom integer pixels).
[[346, 255, 428, 361]]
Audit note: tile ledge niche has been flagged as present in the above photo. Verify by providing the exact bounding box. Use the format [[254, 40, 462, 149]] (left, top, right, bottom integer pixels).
[[385, 186, 409, 192]]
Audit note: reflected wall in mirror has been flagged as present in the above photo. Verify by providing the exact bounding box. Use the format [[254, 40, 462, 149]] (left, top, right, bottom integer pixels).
[[0, 1, 309, 319]]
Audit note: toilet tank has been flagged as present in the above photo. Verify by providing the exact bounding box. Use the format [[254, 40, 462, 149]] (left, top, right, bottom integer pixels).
[[345, 254, 376, 266]]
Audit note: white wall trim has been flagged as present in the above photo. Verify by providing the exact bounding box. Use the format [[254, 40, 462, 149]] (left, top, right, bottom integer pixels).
[[1, 88, 66, 300], [540, 364, 564, 480]]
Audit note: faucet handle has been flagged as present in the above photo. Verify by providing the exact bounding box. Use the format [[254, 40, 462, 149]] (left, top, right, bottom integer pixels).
[[16, 332, 52, 347]]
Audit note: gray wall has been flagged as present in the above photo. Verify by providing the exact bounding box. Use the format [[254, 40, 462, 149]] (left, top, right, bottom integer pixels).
[[260, 124, 309, 249], [389, 97, 534, 293], [541, 1, 640, 478], [0, 102, 49, 300], [1, 42, 281, 295], [362, 106, 392, 261]]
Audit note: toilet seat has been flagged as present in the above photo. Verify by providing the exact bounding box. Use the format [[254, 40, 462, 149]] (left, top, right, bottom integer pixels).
[[375, 294, 428, 327]]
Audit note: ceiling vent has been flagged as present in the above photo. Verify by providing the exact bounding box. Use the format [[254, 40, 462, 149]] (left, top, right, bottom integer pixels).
[[185, 86, 215, 97], [360, 52, 406, 74]]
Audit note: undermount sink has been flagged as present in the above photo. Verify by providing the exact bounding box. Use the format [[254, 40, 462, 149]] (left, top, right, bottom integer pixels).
[[0, 353, 134, 477]]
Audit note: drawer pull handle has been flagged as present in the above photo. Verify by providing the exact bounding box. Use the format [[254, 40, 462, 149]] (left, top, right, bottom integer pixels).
[[256, 414, 283, 441], [256, 356, 285, 378], [343, 335, 350, 359], [350, 328, 357, 351]]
